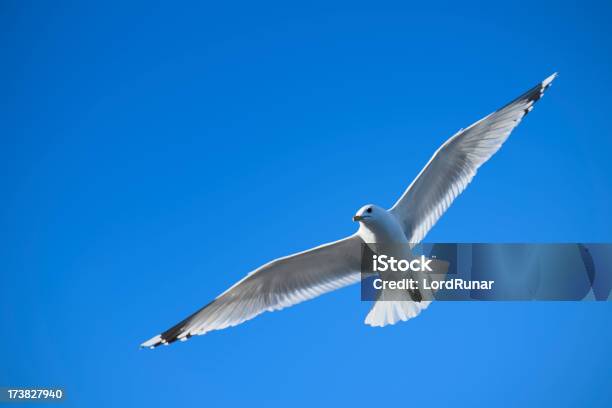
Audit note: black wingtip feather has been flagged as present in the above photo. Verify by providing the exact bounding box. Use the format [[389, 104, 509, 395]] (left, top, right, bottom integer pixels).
[[141, 299, 216, 349]]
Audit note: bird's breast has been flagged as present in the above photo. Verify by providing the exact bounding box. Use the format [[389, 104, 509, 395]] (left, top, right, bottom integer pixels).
[[358, 215, 408, 246]]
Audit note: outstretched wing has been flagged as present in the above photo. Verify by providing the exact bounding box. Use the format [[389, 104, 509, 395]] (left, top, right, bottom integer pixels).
[[390, 73, 557, 244], [141, 234, 363, 348]]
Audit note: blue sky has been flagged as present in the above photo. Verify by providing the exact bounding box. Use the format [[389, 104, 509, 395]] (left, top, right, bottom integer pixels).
[[2, 1, 612, 406]]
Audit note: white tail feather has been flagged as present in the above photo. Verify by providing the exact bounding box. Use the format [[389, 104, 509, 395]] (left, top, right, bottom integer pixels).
[[365, 299, 431, 327]]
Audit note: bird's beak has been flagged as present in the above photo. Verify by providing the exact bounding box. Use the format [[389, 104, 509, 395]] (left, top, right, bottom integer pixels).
[[353, 215, 364, 222]]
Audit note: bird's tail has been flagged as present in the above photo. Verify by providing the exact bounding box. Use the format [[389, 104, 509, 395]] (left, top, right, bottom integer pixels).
[[364, 290, 431, 327]]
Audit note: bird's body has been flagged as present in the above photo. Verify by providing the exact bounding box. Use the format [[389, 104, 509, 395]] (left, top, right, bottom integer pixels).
[[142, 73, 557, 349], [355, 204, 436, 324]]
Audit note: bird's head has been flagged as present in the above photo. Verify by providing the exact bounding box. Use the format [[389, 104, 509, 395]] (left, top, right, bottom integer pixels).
[[352, 204, 384, 223]]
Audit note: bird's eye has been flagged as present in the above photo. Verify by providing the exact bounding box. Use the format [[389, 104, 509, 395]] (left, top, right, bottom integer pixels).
[[366, 207, 373, 213]]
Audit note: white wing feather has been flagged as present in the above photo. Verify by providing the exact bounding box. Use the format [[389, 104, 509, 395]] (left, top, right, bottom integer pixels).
[[390, 73, 556, 244], [141, 234, 363, 348]]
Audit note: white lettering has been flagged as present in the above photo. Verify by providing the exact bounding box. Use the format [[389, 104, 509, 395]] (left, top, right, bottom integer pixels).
[[372, 255, 434, 273]]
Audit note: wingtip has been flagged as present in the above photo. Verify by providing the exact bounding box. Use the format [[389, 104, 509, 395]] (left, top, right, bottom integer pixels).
[[140, 331, 196, 349], [542, 72, 558, 87], [140, 334, 163, 349]]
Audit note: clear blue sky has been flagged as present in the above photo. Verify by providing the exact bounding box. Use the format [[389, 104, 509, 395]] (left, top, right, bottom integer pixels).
[[2, 1, 612, 406]]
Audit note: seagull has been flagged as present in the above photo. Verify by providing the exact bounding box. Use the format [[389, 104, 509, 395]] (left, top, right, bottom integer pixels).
[[141, 73, 557, 348]]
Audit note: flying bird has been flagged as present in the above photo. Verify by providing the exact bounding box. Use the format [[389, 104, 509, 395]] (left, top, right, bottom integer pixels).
[[141, 73, 557, 348]]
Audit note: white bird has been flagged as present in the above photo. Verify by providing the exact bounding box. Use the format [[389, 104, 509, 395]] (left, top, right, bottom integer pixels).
[[141, 73, 557, 348]]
